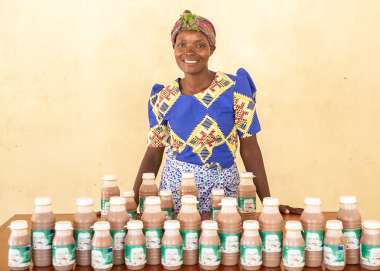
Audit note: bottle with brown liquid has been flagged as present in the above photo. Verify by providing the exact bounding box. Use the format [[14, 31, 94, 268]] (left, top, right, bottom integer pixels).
[[240, 220, 262, 270], [8, 220, 31, 271], [360, 220, 380, 270], [324, 220, 345, 271], [199, 220, 221, 270], [160, 190, 174, 220], [100, 175, 120, 219], [122, 191, 138, 219], [139, 173, 158, 214], [211, 188, 224, 220], [125, 220, 147, 270], [282, 221, 305, 271], [141, 196, 166, 265], [258, 197, 283, 268], [91, 221, 113, 271], [31, 196, 55, 267], [108, 196, 129, 265], [300, 197, 324, 267], [238, 172, 256, 221], [216, 197, 242, 266], [177, 195, 201, 265], [52, 221, 75, 271], [181, 172, 197, 197], [161, 220, 183, 270], [74, 197, 96, 266], [337, 195, 361, 265]]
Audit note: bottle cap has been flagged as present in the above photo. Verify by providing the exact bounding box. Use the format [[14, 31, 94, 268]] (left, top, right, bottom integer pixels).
[[144, 196, 161, 205], [9, 220, 28, 230], [122, 191, 135, 198], [127, 220, 143, 230], [211, 188, 224, 196], [55, 221, 73, 231], [285, 220, 302, 231], [182, 172, 194, 179], [102, 174, 117, 181], [304, 197, 321, 206], [326, 220, 343, 230], [202, 220, 218, 230], [76, 197, 93, 206], [263, 197, 279, 206], [339, 195, 357, 204], [142, 172, 155, 179], [243, 220, 259, 230], [240, 172, 254, 178], [93, 221, 110, 231], [34, 196, 52, 206], [221, 197, 237, 206], [110, 196, 126, 205], [362, 220, 380, 230], [181, 195, 198, 204], [159, 190, 172, 197], [164, 220, 180, 230]]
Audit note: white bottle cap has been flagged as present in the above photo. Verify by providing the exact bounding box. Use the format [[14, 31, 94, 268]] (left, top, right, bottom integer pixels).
[[339, 195, 357, 204], [93, 221, 110, 231], [9, 220, 28, 230], [76, 197, 93, 206], [263, 197, 279, 206], [243, 220, 259, 230], [102, 174, 118, 181], [34, 196, 52, 206], [202, 220, 218, 230], [164, 220, 180, 230], [285, 220, 302, 231], [240, 172, 254, 178], [211, 188, 224, 196], [182, 172, 194, 179], [110, 196, 126, 205], [362, 220, 380, 230], [159, 189, 172, 197], [221, 197, 237, 206], [127, 220, 143, 230], [304, 197, 321, 206], [55, 221, 73, 231], [144, 196, 161, 206], [142, 172, 155, 179], [122, 191, 135, 198], [326, 220, 343, 230], [181, 195, 198, 204]]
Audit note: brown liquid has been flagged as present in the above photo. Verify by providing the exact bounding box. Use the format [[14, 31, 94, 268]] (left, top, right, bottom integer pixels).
[[52, 228, 75, 271], [139, 181, 158, 214], [160, 195, 174, 220], [283, 226, 305, 271], [31, 212, 55, 267], [161, 224, 183, 270], [8, 227, 31, 270], [238, 177, 256, 221], [125, 196, 138, 219], [125, 224, 146, 270], [74, 211, 96, 266], [360, 223, 380, 270], [181, 175, 197, 197], [92, 229, 113, 271], [199, 223, 220, 270], [240, 225, 262, 270], [101, 186, 120, 219], [108, 209, 129, 265], [211, 192, 224, 221], [324, 228, 345, 271]]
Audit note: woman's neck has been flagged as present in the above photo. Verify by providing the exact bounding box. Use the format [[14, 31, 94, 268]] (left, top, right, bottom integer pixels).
[[181, 69, 215, 95]]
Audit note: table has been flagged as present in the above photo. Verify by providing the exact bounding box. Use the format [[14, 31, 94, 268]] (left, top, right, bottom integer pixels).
[[0, 212, 363, 271]]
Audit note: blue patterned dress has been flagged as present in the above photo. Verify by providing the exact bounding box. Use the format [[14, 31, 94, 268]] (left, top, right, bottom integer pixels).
[[148, 68, 261, 213]]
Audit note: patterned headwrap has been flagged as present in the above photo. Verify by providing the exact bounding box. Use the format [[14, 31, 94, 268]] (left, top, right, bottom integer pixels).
[[171, 10, 216, 48]]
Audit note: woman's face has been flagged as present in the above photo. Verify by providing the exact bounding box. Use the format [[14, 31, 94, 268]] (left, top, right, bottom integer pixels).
[[174, 30, 214, 75]]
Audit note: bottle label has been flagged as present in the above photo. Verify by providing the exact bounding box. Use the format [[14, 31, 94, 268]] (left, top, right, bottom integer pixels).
[[161, 245, 183, 266], [324, 244, 345, 266], [238, 196, 256, 213], [162, 208, 174, 220], [361, 244, 380, 267], [139, 197, 145, 213], [240, 244, 262, 266], [259, 231, 282, 252], [343, 228, 361, 250], [101, 199, 110, 217], [199, 244, 221, 266], [32, 229, 54, 249], [283, 245, 305, 267], [52, 244, 75, 266], [8, 245, 31, 268], [92, 247, 113, 269], [180, 229, 199, 250], [219, 232, 240, 253], [211, 208, 220, 220], [74, 229, 93, 251], [125, 244, 147, 266], [302, 230, 324, 251], [111, 229, 127, 250], [143, 228, 163, 249], [128, 210, 137, 219]]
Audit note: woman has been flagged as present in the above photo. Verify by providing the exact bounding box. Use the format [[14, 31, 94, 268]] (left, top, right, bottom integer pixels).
[[133, 10, 301, 215]]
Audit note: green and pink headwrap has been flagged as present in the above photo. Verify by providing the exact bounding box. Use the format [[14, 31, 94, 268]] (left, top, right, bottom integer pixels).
[[171, 10, 216, 48]]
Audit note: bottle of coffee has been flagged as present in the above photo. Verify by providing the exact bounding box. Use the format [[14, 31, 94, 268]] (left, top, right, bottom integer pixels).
[[100, 175, 120, 219], [360, 220, 380, 270], [125, 220, 147, 270], [238, 172, 256, 221], [258, 197, 283, 268], [211, 188, 224, 220], [141, 196, 166, 265], [300, 197, 324, 267], [8, 220, 31, 271], [139, 173, 158, 214], [31, 196, 55, 267], [177, 195, 201, 265], [161, 220, 183, 270], [108, 196, 129, 265], [74, 197, 96, 266], [122, 191, 138, 219], [337, 195, 361, 265], [324, 220, 345, 271], [199, 220, 221, 270], [282, 220, 305, 271], [216, 197, 242, 266], [52, 221, 75, 271], [181, 172, 197, 197], [91, 221, 113, 271], [240, 220, 262, 270], [160, 189, 174, 220]]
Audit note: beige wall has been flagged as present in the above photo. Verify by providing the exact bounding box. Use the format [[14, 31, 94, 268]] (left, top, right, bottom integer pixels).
[[1, 0, 380, 224]]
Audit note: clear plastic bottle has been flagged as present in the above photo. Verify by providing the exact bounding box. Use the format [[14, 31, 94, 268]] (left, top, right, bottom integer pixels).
[[199, 220, 221, 270], [52, 221, 75, 271], [122, 191, 138, 219], [161, 220, 183, 270], [138, 173, 158, 214], [282, 221, 305, 271], [238, 172, 256, 221], [240, 220, 262, 270], [100, 175, 120, 219], [324, 220, 345, 271], [8, 220, 31, 271], [125, 220, 147, 270]]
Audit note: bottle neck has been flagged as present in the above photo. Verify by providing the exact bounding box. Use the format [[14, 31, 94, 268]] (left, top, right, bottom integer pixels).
[[243, 229, 259, 236], [103, 180, 117, 188], [262, 205, 280, 214], [340, 203, 357, 210], [128, 229, 143, 236], [364, 229, 380, 235], [221, 205, 238, 214], [55, 230, 72, 236], [326, 229, 343, 237], [34, 205, 52, 213], [11, 229, 28, 237], [182, 178, 195, 186], [110, 204, 125, 212], [304, 205, 321, 213], [164, 229, 180, 236], [142, 179, 155, 185], [240, 177, 253, 185], [144, 204, 161, 213], [94, 230, 110, 237], [180, 203, 198, 213], [286, 230, 302, 238], [202, 229, 218, 237], [76, 205, 93, 213]]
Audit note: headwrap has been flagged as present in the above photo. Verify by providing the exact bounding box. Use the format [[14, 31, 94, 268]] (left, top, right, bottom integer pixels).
[[171, 10, 216, 48]]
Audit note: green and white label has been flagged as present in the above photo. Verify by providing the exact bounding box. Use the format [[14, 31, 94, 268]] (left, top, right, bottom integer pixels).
[[101, 199, 110, 216], [143, 228, 163, 249], [161, 245, 183, 266], [162, 208, 174, 220], [125, 244, 146, 266], [74, 229, 93, 251], [211, 208, 220, 220], [92, 247, 113, 269], [199, 244, 221, 266], [111, 229, 126, 250], [283, 245, 305, 267], [324, 244, 345, 266], [53, 244, 75, 266], [240, 245, 262, 266], [238, 196, 256, 213], [139, 197, 145, 213], [128, 210, 137, 219], [259, 231, 282, 253], [32, 229, 54, 249], [180, 229, 199, 250], [343, 228, 361, 250], [8, 245, 31, 268], [302, 230, 324, 251], [219, 232, 240, 253], [361, 244, 380, 267]]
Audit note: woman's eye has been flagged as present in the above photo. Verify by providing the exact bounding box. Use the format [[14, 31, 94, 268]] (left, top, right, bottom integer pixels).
[[176, 42, 186, 48], [197, 43, 207, 48]]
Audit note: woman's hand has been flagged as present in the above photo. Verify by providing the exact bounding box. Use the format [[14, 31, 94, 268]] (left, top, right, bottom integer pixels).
[[279, 205, 303, 215]]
